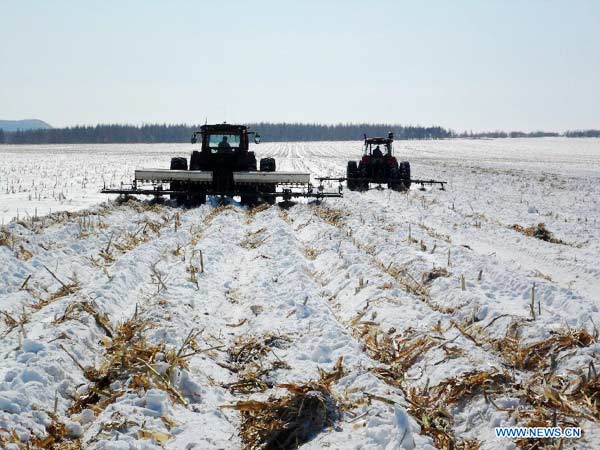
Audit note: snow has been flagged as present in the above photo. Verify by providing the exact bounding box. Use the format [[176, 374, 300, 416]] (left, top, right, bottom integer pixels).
[[1, 137, 600, 449], [143, 390, 170, 417], [21, 340, 45, 354]]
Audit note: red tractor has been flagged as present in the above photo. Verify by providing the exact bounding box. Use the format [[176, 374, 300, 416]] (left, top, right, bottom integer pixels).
[[345, 133, 445, 191], [346, 133, 409, 191]]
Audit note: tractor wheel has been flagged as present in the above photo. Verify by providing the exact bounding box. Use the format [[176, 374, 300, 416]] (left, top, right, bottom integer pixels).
[[189, 151, 202, 171], [170, 157, 188, 171], [399, 161, 411, 190], [259, 158, 277, 204], [188, 192, 206, 206], [263, 190, 276, 205], [259, 186, 276, 205], [241, 185, 259, 207], [241, 195, 258, 207], [170, 157, 188, 202], [259, 157, 276, 172], [346, 161, 359, 191], [255, 196, 275, 206], [388, 168, 401, 191], [247, 152, 258, 171]]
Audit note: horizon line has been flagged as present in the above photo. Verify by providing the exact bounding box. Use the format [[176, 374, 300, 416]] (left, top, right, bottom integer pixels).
[[3, 120, 599, 135]]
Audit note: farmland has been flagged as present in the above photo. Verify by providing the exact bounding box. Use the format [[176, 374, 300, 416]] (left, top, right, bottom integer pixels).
[[1, 137, 600, 449]]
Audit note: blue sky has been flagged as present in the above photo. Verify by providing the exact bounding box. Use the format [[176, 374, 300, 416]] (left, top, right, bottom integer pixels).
[[1, 0, 598, 131]]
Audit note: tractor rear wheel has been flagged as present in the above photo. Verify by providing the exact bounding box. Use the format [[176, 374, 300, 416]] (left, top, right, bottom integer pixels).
[[259, 157, 276, 172], [188, 192, 206, 206], [388, 168, 402, 191], [241, 191, 258, 207], [259, 158, 277, 205], [189, 151, 202, 171], [346, 161, 361, 191], [399, 161, 411, 190], [170, 157, 188, 203], [170, 157, 188, 171]]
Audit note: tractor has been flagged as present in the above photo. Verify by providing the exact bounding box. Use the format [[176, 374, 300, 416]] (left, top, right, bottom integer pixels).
[[101, 123, 342, 205], [344, 133, 446, 191]]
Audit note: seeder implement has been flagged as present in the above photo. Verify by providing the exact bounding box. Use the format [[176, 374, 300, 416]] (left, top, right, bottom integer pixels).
[[101, 175, 343, 202], [315, 176, 446, 191]]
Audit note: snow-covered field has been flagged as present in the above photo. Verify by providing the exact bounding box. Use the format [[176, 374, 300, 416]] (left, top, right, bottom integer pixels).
[[1, 138, 600, 449]]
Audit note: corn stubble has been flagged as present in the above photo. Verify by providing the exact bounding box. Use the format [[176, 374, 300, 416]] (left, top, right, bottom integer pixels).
[[226, 369, 342, 450]]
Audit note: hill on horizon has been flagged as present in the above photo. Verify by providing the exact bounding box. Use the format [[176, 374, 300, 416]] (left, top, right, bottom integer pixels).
[[0, 119, 52, 132]]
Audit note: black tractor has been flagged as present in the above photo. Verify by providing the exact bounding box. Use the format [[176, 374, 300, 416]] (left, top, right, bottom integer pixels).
[[346, 133, 410, 191], [102, 123, 342, 205], [184, 123, 267, 205]]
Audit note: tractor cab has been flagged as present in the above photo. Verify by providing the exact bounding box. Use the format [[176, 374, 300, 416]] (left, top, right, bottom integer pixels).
[[363, 133, 394, 158], [360, 132, 397, 169], [188, 123, 261, 193], [191, 124, 260, 154]]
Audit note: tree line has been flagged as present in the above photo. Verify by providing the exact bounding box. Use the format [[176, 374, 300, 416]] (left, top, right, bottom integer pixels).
[[0, 123, 598, 144], [250, 123, 453, 141], [460, 130, 600, 138], [564, 130, 600, 138], [0, 123, 452, 144], [457, 130, 561, 138]]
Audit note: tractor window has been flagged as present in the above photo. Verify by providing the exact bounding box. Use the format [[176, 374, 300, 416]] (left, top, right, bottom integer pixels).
[[208, 134, 241, 153]]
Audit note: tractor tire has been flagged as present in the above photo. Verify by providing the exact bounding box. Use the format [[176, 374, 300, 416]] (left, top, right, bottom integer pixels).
[[259, 157, 276, 172], [346, 161, 360, 191], [241, 159, 259, 206], [189, 151, 202, 171], [241, 194, 258, 207], [259, 158, 277, 204], [247, 152, 258, 171], [170, 157, 188, 171], [399, 161, 411, 190], [170, 157, 188, 202], [260, 191, 276, 205], [188, 192, 206, 206], [388, 168, 402, 191]]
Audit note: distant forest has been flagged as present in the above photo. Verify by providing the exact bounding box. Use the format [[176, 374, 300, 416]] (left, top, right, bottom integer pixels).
[[0, 123, 452, 144], [0, 123, 599, 144]]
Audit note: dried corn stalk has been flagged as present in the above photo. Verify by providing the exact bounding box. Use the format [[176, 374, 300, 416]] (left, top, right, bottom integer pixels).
[[227, 382, 340, 450]]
